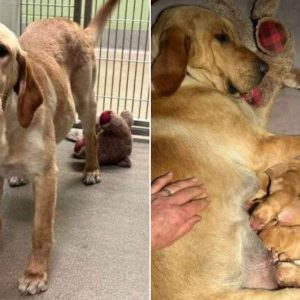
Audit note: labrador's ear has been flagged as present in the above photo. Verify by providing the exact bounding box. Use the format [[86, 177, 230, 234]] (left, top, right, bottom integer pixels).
[[14, 53, 43, 128], [152, 26, 191, 96]]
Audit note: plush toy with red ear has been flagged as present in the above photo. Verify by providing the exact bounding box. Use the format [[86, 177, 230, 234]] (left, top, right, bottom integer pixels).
[[239, 0, 294, 111], [74, 110, 133, 167], [165, 0, 300, 125]]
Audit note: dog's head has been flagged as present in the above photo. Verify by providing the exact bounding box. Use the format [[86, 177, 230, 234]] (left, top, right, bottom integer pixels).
[[152, 7, 268, 96], [0, 23, 43, 128]]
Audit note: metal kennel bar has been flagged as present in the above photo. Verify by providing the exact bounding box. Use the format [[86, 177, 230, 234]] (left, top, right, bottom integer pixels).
[[20, 0, 150, 135], [91, 0, 150, 125]]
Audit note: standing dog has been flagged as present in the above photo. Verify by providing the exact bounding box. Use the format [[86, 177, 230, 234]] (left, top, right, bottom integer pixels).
[[152, 6, 300, 300], [0, 0, 118, 295]]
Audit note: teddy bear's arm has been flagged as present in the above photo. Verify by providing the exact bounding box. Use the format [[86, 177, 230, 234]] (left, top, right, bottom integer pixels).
[[284, 68, 300, 90]]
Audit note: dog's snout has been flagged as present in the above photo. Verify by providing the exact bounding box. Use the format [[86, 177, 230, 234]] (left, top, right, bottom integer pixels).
[[259, 60, 269, 75]]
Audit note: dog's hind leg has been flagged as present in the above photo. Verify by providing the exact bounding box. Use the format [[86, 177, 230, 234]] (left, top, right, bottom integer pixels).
[[80, 90, 101, 185], [72, 66, 100, 185]]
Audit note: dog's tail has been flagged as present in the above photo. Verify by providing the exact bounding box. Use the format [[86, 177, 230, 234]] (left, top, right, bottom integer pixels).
[[84, 0, 119, 46]]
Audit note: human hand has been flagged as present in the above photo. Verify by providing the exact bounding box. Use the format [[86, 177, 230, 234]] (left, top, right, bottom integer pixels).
[[151, 172, 209, 250]]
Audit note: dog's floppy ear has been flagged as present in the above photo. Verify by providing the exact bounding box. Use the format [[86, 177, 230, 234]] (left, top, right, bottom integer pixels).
[[14, 53, 43, 128], [152, 26, 191, 96]]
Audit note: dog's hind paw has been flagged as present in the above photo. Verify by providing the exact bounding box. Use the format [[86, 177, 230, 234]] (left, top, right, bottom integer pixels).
[[18, 270, 48, 295], [83, 169, 101, 185], [8, 176, 28, 187]]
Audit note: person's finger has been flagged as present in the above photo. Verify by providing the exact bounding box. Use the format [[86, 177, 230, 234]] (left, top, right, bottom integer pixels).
[[181, 199, 209, 219], [160, 177, 203, 196], [277, 201, 300, 226], [174, 216, 201, 241], [172, 186, 208, 205], [151, 172, 173, 194]]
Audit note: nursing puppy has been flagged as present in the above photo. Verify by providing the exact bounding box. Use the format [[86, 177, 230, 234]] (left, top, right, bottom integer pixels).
[[152, 6, 300, 300], [250, 161, 300, 231], [248, 161, 300, 287], [0, 0, 118, 295]]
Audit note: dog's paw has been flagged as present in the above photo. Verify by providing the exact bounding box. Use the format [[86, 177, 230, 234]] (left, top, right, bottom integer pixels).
[[83, 169, 101, 185], [18, 270, 48, 295], [8, 176, 28, 187], [275, 262, 300, 287]]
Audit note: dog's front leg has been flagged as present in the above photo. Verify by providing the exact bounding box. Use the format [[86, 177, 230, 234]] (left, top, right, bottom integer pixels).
[[18, 162, 57, 295], [256, 135, 300, 171]]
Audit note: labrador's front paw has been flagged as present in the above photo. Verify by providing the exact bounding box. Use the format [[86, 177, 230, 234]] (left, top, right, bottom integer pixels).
[[83, 169, 101, 185], [18, 270, 48, 295]]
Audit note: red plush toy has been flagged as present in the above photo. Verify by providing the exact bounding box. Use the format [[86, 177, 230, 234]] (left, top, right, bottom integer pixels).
[[241, 16, 289, 107]]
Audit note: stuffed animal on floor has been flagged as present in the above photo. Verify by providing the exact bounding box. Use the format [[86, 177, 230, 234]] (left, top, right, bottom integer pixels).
[[74, 110, 133, 168]]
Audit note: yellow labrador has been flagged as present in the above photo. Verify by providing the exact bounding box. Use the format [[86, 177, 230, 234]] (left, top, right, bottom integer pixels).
[[0, 0, 118, 295], [152, 6, 300, 300]]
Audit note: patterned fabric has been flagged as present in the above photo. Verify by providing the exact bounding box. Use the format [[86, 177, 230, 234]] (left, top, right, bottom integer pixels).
[[258, 20, 287, 53], [241, 87, 263, 107]]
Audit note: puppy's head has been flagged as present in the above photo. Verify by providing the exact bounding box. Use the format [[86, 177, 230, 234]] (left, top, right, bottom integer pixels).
[[0, 23, 43, 128], [152, 7, 268, 96]]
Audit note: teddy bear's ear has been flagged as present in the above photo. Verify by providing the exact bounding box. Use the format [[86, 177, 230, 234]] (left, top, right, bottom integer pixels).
[[120, 111, 133, 128], [99, 111, 112, 125], [255, 18, 288, 55], [283, 68, 300, 89], [252, 0, 280, 20]]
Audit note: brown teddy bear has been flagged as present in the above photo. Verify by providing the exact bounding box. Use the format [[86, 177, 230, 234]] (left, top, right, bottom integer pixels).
[[74, 110, 133, 168]]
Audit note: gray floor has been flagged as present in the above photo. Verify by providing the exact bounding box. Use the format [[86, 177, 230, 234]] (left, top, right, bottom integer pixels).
[[0, 140, 149, 300]]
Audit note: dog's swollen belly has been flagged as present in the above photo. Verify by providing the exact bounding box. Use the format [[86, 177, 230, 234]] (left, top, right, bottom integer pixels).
[[151, 88, 294, 299], [240, 223, 278, 290]]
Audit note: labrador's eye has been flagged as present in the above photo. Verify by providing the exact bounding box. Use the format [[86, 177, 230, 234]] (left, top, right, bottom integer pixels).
[[215, 33, 230, 44], [0, 45, 9, 58]]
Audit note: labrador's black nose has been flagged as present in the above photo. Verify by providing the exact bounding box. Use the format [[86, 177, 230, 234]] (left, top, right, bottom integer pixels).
[[259, 60, 269, 74]]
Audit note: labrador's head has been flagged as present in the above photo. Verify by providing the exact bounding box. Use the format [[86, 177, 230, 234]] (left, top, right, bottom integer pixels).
[[0, 23, 43, 128], [152, 7, 268, 96]]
